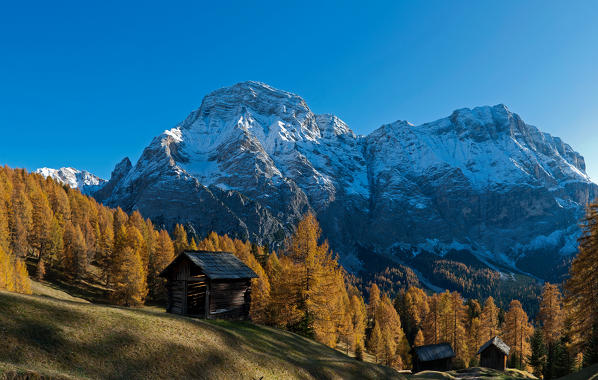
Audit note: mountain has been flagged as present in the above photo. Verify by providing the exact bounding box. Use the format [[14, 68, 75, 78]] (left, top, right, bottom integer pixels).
[[35, 167, 106, 195], [92, 81, 598, 290]]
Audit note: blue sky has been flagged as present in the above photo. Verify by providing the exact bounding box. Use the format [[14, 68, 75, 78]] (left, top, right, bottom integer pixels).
[[1, 1, 598, 179]]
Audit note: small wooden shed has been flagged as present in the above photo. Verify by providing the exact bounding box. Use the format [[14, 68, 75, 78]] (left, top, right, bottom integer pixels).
[[478, 336, 510, 370], [159, 250, 258, 320], [413, 343, 456, 372]]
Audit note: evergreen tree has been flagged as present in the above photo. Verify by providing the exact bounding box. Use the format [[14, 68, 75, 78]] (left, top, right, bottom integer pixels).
[[583, 323, 598, 368], [528, 328, 546, 378]]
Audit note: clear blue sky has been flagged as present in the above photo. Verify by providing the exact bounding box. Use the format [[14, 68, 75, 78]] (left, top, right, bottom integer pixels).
[[1, 1, 597, 180]]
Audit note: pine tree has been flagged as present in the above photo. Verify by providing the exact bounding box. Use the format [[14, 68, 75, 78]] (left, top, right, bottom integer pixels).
[[583, 323, 598, 368], [528, 328, 547, 378]]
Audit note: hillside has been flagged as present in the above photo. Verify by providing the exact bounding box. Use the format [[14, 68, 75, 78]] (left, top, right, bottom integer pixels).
[[0, 286, 401, 380]]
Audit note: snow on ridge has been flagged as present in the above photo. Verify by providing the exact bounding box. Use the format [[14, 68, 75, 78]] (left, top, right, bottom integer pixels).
[[367, 104, 593, 191], [35, 167, 106, 194]]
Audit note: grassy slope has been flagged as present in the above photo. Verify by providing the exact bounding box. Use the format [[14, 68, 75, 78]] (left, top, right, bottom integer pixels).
[[412, 367, 537, 379], [556, 363, 598, 380], [0, 286, 402, 380], [2, 283, 594, 380]]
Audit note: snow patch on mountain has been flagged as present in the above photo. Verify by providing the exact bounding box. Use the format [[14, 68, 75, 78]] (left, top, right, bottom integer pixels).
[[92, 81, 598, 283], [35, 167, 106, 195]]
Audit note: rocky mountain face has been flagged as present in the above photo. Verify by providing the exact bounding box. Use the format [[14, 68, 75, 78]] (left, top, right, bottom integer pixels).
[[88, 81, 596, 285], [35, 167, 106, 195]]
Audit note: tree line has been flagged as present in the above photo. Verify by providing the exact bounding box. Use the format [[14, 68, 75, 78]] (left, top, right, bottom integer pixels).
[[1, 165, 598, 376]]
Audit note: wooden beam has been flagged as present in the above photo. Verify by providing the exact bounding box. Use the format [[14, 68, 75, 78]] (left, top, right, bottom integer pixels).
[[205, 281, 210, 319]]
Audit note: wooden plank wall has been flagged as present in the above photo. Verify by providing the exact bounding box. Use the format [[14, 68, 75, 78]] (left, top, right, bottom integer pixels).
[[165, 257, 252, 320], [186, 276, 207, 316], [209, 279, 251, 320], [168, 280, 186, 314]]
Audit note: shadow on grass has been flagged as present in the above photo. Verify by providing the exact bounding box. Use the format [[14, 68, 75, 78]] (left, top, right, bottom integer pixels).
[[0, 292, 266, 379], [1, 291, 402, 380], [204, 320, 402, 380]]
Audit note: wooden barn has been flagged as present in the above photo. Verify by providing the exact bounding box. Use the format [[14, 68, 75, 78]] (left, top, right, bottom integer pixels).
[[478, 336, 510, 370], [413, 343, 456, 372], [159, 250, 258, 320]]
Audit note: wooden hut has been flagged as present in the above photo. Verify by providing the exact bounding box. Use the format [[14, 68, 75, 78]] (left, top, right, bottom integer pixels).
[[413, 343, 456, 372], [159, 250, 258, 320], [478, 336, 510, 370]]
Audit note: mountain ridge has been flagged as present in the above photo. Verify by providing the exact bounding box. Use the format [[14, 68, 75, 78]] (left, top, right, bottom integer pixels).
[[34, 167, 107, 195], [36, 81, 598, 289]]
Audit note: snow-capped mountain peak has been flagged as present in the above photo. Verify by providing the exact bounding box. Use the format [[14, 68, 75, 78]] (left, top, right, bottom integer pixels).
[[35, 167, 106, 195], [92, 82, 597, 283]]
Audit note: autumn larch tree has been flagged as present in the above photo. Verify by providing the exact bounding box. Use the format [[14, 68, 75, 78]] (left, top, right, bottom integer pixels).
[[148, 229, 175, 302], [565, 202, 598, 367], [503, 299, 532, 370], [480, 296, 500, 342]]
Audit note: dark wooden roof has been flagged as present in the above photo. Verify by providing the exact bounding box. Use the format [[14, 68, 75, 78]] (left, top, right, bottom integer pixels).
[[477, 336, 510, 355], [159, 251, 258, 280], [414, 343, 456, 362]]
